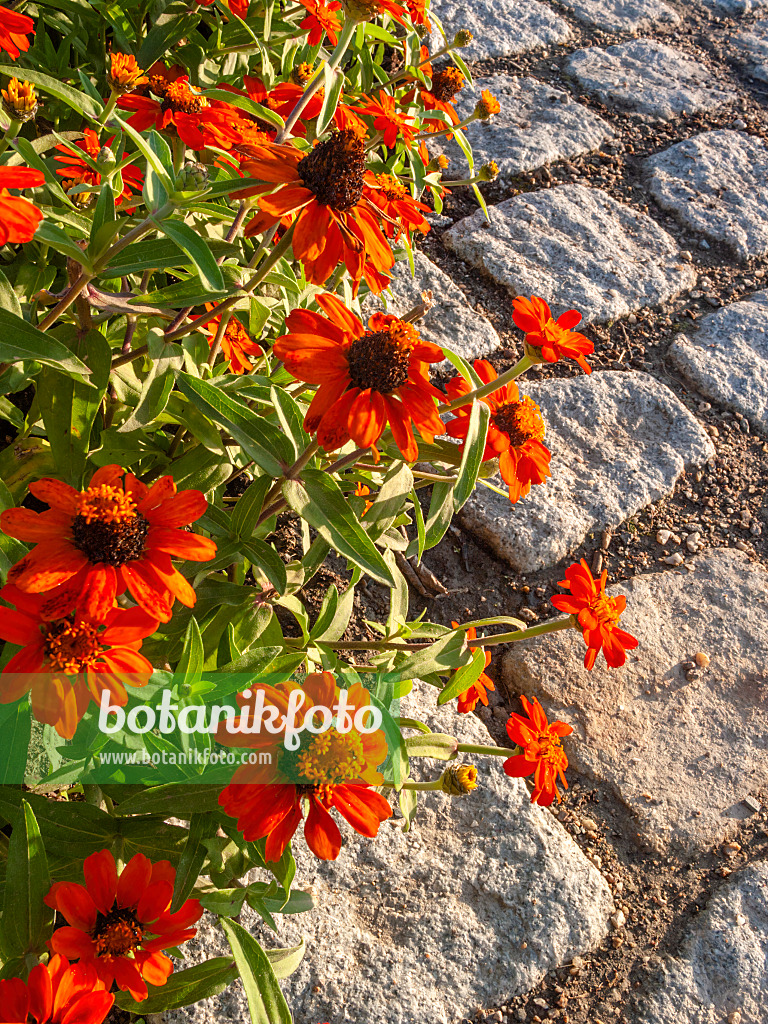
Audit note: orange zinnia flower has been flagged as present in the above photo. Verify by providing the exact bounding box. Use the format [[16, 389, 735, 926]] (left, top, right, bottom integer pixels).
[[418, 65, 464, 132], [475, 89, 501, 119], [446, 359, 551, 504], [108, 53, 148, 94], [203, 304, 263, 373], [45, 849, 203, 1003], [0, 955, 114, 1024], [512, 295, 594, 374], [241, 128, 396, 294], [0, 165, 43, 244], [0, 465, 216, 625], [353, 90, 418, 148], [365, 173, 430, 244], [218, 672, 393, 861], [0, 4, 34, 60], [551, 559, 639, 670], [273, 292, 445, 460], [451, 622, 494, 713], [298, 0, 342, 45], [504, 695, 572, 806], [54, 128, 143, 208], [0, 584, 156, 739]]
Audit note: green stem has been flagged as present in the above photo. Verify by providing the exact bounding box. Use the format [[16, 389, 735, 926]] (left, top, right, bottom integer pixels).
[[99, 92, 119, 127], [457, 743, 518, 758], [382, 778, 444, 791], [413, 113, 477, 142], [324, 617, 574, 651], [441, 354, 533, 413], [0, 119, 20, 159]]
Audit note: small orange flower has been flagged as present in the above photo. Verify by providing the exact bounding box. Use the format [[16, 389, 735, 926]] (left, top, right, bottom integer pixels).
[[475, 89, 500, 120], [419, 66, 465, 132], [0, 954, 114, 1024], [0, 165, 43, 243], [108, 53, 149, 94], [0, 4, 34, 60], [2, 77, 37, 121], [273, 293, 445, 461], [446, 359, 551, 504], [354, 481, 373, 516], [54, 128, 143, 208], [353, 90, 418, 148], [451, 622, 494, 713], [298, 0, 342, 45], [504, 695, 572, 805], [365, 173, 430, 244], [0, 465, 217, 625], [45, 849, 203, 1003], [512, 295, 594, 374], [0, 584, 156, 739], [203, 304, 263, 374], [551, 559, 639, 670]]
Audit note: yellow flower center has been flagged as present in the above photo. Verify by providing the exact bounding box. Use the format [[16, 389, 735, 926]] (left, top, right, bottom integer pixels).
[[589, 593, 623, 627], [164, 79, 210, 115], [346, 320, 419, 393], [297, 128, 366, 210], [291, 62, 314, 86], [92, 908, 144, 958], [536, 730, 567, 773], [375, 173, 408, 202], [297, 727, 366, 785], [2, 78, 37, 120], [72, 484, 150, 566], [43, 619, 102, 675], [492, 395, 545, 448]]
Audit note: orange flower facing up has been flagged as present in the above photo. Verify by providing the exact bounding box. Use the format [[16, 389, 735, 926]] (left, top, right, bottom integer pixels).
[[0, 165, 43, 244], [352, 90, 417, 148], [365, 173, 430, 244], [475, 89, 500, 120], [273, 292, 445, 460], [450, 622, 494, 713], [45, 850, 203, 1003], [512, 295, 594, 374], [551, 560, 639, 670], [0, 954, 114, 1024], [203, 304, 263, 373], [54, 128, 143, 209], [0, 584, 156, 739], [419, 66, 465, 131], [446, 359, 551, 504], [0, 4, 34, 60], [218, 672, 392, 861], [504, 695, 572, 806], [298, 0, 342, 45], [242, 128, 396, 295], [108, 53, 149, 94], [0, 465, 217, 625]]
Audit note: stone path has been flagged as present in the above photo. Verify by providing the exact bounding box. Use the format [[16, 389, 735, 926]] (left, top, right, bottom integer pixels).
[[457, 371, 714, 572], [428, 0, 571, 61], [444, 184, 696, 325], [734, 19, 768, 81], [566, 40, 736, 120], [670, 290, 768, 433], [645, 130, 768, 261], [558, 0, 681, 34]]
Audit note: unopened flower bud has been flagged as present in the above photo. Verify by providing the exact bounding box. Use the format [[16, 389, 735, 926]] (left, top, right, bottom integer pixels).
[[474, 89, 501, 120], [479, 160, 499, 181], [96, 146, 117, 173], [453, 29, 473, 47], [426, 153, 450, 174], [176, 161, 209, 191], [2, 78, 37, 122], [108, 53, 149, 95], [441, 764, 478, 796]]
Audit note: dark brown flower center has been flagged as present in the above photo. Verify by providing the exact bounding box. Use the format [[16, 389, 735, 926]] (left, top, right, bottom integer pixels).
[[297, 129, 366, 210], [72, 512, 150, 566], [92, 907, 144, 958], [430, 67, 465, 103], [346, 329, 413, 393], [492, 397, 544, 449]]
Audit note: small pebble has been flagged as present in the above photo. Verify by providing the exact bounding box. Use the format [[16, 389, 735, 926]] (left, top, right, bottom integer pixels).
[[656, 529, 672, 544], [610, 910, 626, 929], [727, 1011, 742, 1024], [695, 652, 710, 668], [732, 119, 747, 130], [664, 552, 684, 565]]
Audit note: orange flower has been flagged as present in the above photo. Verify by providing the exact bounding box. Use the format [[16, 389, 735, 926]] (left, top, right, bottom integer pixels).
[[551, 560, 639, 670], [475, 89, 500, 119], [0, 165, 43, 244], [241, 128, 397, 295], [218, 672, 392, 860], [45, 850, 203, 1003], [451, 622, 494, 713], [419, 66, 464, 132], [354, 481, 373, 516], [203, 304, 263, 373], [0, 584, 156, 739], [0, 465, 217, 625], [504, 695, 572, 805], [298, 0, 342, 45], [108, 53, 148, 94], [353, 90, 418, 147], [0, 4, 34, 60], [54, 128, 143, 208], [273, 293, 445, 460], [364, 173, 430, 244], [446, 359, 551, 504], [0, 955, 114, 1024], [512, 295, 593, 374]]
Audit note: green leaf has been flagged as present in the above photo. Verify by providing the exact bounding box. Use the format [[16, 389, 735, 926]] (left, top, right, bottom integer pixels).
[[452, 399, 490, 511], [266, 938, 306, 980], [202, 89, 284, 130], [34, 220, 94, 273], [395, 628, 472, 679], [242, 539, 288, 596], [138, 10, 202, 69], [171, 812, 212, 913], [0, 702, 31, 785], [105, 237, 238, 276], [173, 616, 205, 689], [112, 115, 176, 196], [231, 476, 271, 541], [0, 267, 22, 317], [221, 918, 293, 1024], [0, 309, 91, 379], [156, 219, 225, 293], [316, 64, 344, 136], [283, 469, 396, 588], [117, 333, 184, 433], [405, 732, 459, 760], [407, 480, 453, 557], [0, 64, 101, 118], [112, 784, 223, 817], [0, 801, 53, 959], [437, 647, 488, 706], [115, 957, 238, 1014], [143, 132, 174, 210]]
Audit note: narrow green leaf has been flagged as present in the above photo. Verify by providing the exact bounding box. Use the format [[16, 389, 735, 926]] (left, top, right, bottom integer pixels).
[[1, 801, 53, 959], [266, 938, 306, 980], [221, 918, 293, 1024], [405, 732, 459, 760], [0, 309, 91, 379], [0, 701, 32, 785], [437, 647, 488, 706], [174, 616, 205, 689], [115, 957, 238, 1014], [171, 812, 212, 913], [242, 539, 288, 596], [453, 399, 490, 511], [113, 114, 176, 196], [34, 221, 94, 272], [156, 218, 225, 293], [0, 267, 22, 316], [231, 476, 272, 541], [395, 628, 471, 679], [111, 784, 223, 817]]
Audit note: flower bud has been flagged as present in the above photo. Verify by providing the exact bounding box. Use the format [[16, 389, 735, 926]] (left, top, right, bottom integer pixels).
[[441, 764, 478, 796], [426, 153, 449, 174], [474, 89, 501, 120], [453, 29, 473, 47], [479, 160, 499, 181], [176, 161, 209, 191], [96, 146, 117, 173], [108, 53, 149, 95], [1, 78, 37, 122]]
